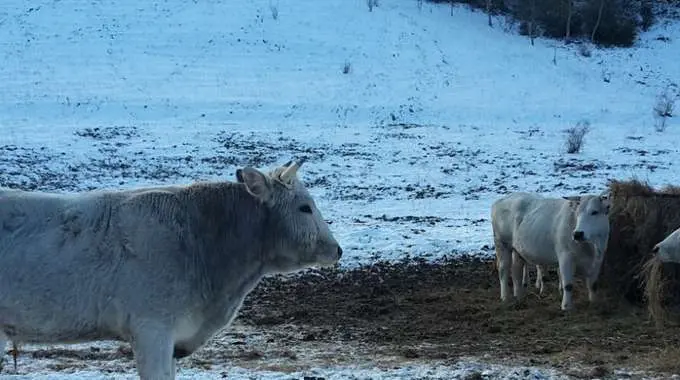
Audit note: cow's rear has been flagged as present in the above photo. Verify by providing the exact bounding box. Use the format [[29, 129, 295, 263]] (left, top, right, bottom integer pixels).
[[0, 160, 342, 379], [491, 192, 545, 302]]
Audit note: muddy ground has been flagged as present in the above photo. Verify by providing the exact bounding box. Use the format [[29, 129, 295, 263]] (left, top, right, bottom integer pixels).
[[221, 256, 680, 379]]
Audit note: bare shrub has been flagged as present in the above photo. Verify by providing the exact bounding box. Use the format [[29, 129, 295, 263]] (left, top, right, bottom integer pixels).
[[269, 2, 279, 20], [563, 120, 590, 154], [653, 89, 675, 132], [367, 0, 379, 12], [342, 60, 351, 74]]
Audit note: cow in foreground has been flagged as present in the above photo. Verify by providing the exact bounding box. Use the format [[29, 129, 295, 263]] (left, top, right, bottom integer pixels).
[[491, 192, 610, 310], [0, 160, 342, 379]]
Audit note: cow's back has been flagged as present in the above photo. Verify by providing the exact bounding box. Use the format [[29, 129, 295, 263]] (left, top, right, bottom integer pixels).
[[492, 192, 544, 243], [493, 193, 570, 264]]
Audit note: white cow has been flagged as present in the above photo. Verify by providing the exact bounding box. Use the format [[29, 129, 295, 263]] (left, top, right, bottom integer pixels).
[[492, 192, 611, 310], [0, 160, 342, 379], [652, 226, 680, 263]]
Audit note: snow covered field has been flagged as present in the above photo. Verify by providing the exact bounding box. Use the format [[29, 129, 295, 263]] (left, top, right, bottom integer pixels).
[[1, 0, 680, 378]]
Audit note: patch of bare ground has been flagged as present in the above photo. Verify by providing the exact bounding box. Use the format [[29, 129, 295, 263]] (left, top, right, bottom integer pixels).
[[231, 256, 680, 378]]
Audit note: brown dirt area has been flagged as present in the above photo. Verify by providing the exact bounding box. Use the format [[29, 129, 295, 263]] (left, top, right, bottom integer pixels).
[[224, 255, 680, 379]]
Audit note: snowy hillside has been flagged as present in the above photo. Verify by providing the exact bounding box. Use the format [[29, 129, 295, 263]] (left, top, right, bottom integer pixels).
[[1, 0, 680, 267], [1, 0, 680, 377]]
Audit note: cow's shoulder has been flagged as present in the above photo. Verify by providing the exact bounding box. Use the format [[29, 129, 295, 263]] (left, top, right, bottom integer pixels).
[[123, 187, 188, 221], [116, 189, 191, 245]]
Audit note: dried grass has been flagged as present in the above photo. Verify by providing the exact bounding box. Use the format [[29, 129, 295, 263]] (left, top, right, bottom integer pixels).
[[602, 179, 680, 307], [640, 255, 668, 327]]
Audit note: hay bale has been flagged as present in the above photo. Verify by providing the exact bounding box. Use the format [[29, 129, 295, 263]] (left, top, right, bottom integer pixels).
[[600, 179, 680, 308], [641, 255, 668, 327]]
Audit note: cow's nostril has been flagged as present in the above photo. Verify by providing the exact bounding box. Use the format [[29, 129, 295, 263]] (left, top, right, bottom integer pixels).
[[653, 245, 660, 253], [573, 231, 584, 241], [337, 246, 343, 258]]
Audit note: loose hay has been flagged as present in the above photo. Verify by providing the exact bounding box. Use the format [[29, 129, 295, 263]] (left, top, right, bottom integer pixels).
[[641, 255, 668, 327], [602, 179, 680, 306]]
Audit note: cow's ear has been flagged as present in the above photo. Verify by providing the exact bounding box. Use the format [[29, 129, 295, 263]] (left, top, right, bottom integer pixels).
[[239, 167, 272, 202]]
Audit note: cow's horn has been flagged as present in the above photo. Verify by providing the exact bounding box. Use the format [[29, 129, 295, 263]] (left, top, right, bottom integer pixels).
[[279, 159, 304, 181]]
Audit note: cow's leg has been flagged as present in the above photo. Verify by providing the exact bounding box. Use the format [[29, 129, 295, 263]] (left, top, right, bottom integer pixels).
[[586, 260, 604, 303], [0, 334, 5, 372], [558, 254, 575, 311], [496, 241, 512, 302], [130, 322, 176, 380], [511, 250, 527, 299], [535, 265, 548, 295], [522, 262, 530, 289], [558, 272, 563, 295]]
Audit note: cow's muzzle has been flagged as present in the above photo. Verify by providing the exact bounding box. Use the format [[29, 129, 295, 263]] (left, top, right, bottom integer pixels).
[[652, 244, 660, 254], [573, 230, 585, 241]]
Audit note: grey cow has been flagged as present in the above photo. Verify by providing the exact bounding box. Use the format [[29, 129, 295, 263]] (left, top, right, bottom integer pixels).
[[0, 160, 342, 379], [491, 192, 610, 310]]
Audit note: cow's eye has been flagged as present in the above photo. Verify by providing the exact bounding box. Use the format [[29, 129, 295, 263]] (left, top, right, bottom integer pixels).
[[299, 205, 313, 214], [591, 210, 599, 216]]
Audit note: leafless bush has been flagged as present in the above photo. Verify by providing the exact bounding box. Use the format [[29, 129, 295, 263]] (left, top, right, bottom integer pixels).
[[269, 0, 279, 20], [342, 60, 352, 74], [578, 43, 592, 57], [563, 120, 590, 154], [367, 0, 379, 12], [653, 89, 675, 132]]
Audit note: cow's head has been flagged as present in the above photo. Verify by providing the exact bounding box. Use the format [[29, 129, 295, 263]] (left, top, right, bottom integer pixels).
[[652, 227, 680, 263], [565, 194, 611, 245], [236, 159, 342, 273]]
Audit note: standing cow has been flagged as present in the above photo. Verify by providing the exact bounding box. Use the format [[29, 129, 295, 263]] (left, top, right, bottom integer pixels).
[[0, 159, 342, 379], [491, 192, 610, 310]]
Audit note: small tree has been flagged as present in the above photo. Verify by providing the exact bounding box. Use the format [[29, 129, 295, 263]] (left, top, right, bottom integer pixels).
[[367, 0, 378, 12], [486, 0, 493, 27], [590, 0, 605, 42], [564, 120, 591, 154], [342, 60, 352, 74], [653, 89, 675, 132], [269, 0, 279, 20]]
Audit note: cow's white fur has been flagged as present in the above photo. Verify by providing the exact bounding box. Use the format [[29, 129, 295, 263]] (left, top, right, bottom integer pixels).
[[653, 227, 680, 263], [0, 160, 342, 379], [492, 192, 611, 310]]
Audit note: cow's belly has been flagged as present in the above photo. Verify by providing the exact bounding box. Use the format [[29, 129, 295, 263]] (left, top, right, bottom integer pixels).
[[0, 306, 112, 343], [173, 313, 203, 344], [512, 230, 559, 265]]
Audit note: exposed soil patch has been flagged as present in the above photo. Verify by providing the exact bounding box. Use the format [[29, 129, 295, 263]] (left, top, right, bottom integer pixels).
[[239, 256, 680, 378]]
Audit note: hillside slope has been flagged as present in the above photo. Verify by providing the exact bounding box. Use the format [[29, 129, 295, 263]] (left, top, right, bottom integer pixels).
[[1, 0, 679, 262]]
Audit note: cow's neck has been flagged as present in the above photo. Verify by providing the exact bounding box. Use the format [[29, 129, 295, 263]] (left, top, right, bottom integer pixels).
[[183, 182, 269, 304]]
